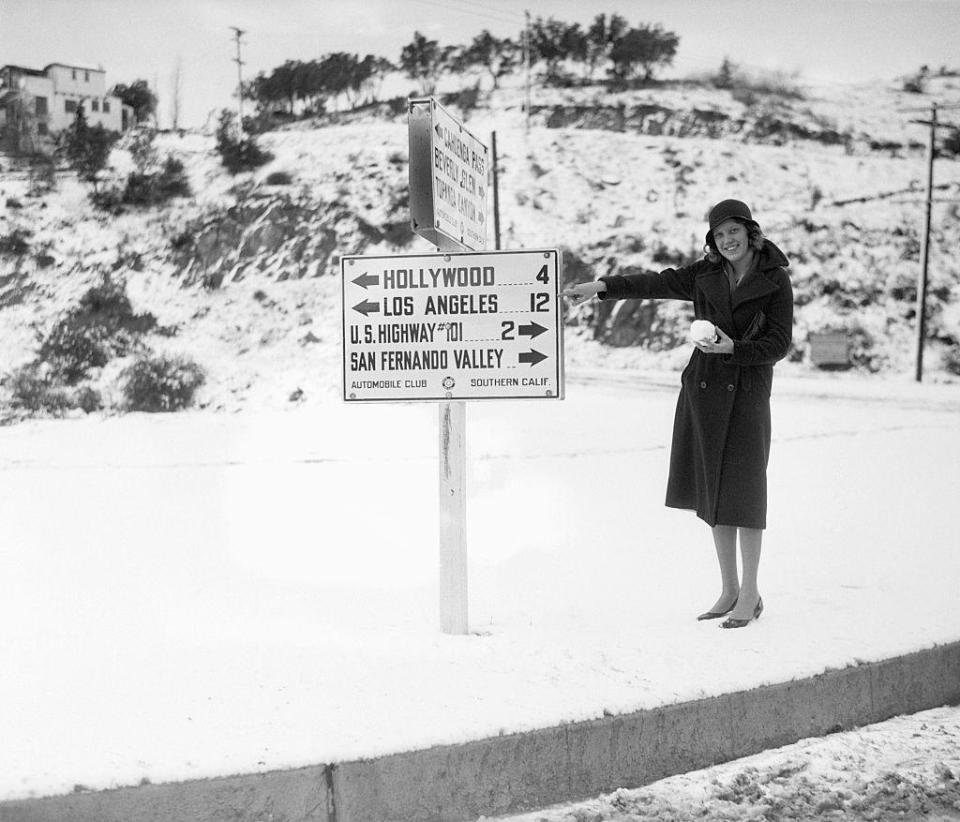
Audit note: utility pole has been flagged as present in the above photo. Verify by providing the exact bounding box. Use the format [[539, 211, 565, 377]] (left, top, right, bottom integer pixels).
[[523, 10, 531, 134], [491, 131, 501, 250], [906, 101, 960, 381], [230, 26, 246, 136], [915, 102, 936, 383]]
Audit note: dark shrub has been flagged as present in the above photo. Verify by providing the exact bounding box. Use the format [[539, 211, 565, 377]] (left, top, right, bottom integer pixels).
[[265, 170, 293, 186], [215, 110, 272, 174], [120, 172, 154, 205], [74, 386, 103, 413], [942, 128, 960, 158], [0, 227, 31, 256], [38, 277, 157, 384], [7, 365, 100, 415], [9, 365, 63, 412], [441, 85, 481, 115], [903, 75, 926, 94], [154, 156, 191, 199], [39, 319, 115, 383], [121, 155, 191, 205], [944, 344, 960, 376], [386, 96, 408, 117], [120, 354, 205, 411]]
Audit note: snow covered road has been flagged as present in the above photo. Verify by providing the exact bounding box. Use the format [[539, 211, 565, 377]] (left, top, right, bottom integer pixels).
[[1, 370, 958, 800]]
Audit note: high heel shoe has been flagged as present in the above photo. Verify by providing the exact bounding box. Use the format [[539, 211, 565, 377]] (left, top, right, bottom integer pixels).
[[720, 596, 763, 629], [697, 597, 738, 621]]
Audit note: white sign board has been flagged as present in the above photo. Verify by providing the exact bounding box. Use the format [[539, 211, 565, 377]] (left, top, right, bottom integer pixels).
[[408, 98, 488, 251], [342, 249, 563, 402]]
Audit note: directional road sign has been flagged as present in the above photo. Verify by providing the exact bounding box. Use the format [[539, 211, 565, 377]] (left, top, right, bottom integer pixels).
[[342, 249, 563, 401], [408, 97, 488, 251]]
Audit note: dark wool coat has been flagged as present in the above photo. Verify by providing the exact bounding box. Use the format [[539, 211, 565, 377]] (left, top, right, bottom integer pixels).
[[599, 239, 793, 529]]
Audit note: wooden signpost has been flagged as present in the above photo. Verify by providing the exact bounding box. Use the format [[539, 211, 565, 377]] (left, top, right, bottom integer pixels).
[[341, 99, 564, 634]]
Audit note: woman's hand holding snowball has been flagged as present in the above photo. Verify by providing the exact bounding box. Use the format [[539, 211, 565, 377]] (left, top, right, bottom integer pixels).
[[691, 322, 735, 355]]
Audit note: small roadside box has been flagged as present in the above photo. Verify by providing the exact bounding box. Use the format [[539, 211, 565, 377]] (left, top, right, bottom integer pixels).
[[809, 330, 851, 368]]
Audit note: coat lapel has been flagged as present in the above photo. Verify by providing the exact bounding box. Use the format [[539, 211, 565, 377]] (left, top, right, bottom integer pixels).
[[731, 270, 779, 310], [696, 267, 735, 332]]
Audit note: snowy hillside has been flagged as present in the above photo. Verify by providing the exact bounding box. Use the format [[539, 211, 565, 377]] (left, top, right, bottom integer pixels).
[[2, 73, 959, 420]]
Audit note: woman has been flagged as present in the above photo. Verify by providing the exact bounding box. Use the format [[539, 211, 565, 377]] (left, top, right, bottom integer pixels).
[[564, 199, 793, 628]]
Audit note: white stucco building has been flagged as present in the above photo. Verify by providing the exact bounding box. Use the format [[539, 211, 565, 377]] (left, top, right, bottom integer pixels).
[[0, 62, 132, 147]]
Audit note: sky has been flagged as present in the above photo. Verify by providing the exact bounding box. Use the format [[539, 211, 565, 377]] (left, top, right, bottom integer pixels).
[[2, 0, 959, 128]]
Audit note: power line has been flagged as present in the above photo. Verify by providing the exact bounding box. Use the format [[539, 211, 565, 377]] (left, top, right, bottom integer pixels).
[[407, 0, 524, 28]]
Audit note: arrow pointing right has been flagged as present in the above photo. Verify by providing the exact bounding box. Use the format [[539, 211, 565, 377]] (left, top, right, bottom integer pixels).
[[518, 322, 548, 339], [519, 349, 548, 366], [352, 299, 381, 317]]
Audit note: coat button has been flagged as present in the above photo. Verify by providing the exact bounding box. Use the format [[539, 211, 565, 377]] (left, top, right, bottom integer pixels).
[[727, 384, 735, 391], [700, 381, 707, 389]]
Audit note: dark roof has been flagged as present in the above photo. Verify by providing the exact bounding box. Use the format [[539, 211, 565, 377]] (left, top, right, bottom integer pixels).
[[1, 64, 47, 77], [43, 62, 103, 74]]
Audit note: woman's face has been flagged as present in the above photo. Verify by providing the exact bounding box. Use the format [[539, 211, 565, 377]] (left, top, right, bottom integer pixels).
[[713, 219, 751, 264]]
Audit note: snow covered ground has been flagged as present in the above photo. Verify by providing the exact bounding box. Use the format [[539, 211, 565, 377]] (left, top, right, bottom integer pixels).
[[2, 73, 960, 813], [487, 705, 960, 821], [1, 367, 958, 803]]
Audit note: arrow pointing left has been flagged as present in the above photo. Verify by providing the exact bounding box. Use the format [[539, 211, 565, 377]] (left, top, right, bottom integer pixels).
[[352, 272, 379, 289], [352, 299, 380, 317]]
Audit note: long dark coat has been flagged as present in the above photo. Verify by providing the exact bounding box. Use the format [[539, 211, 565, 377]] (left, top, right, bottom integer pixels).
[[599, 240, 793, 529]]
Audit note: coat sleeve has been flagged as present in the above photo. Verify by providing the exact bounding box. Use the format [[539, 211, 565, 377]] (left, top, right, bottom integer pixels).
[[729, 270, 794, 367], [598, 264, 700, 302]]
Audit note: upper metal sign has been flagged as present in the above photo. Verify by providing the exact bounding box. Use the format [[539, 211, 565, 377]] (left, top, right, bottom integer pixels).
[[408, 97, 488, 251]]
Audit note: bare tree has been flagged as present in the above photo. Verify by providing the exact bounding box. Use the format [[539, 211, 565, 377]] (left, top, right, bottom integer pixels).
[[169, 56, 183, 131]]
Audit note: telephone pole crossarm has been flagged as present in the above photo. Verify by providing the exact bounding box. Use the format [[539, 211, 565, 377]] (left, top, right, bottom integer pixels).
[[908, 119, 959, 129]]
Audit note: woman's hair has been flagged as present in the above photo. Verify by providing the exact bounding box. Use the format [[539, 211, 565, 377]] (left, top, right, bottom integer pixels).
[[704, 220, 765, 263]]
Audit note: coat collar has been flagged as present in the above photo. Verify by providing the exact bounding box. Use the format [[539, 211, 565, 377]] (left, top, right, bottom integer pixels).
[[732, 239, 788, 309], [696, 240, 789, 324]]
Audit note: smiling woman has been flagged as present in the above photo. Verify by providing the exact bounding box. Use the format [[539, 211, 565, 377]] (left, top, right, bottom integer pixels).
[[562, 198, 794, 629]]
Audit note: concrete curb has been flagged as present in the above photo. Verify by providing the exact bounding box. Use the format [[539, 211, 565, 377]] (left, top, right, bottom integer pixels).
[[3, 641, 959, 822]]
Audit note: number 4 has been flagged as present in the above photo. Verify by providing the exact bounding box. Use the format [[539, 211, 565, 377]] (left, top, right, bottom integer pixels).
[[536, 264, 550, 284]]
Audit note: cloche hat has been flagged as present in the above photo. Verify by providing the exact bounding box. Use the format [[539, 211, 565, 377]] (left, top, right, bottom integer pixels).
[[705, 199, 760, 246]]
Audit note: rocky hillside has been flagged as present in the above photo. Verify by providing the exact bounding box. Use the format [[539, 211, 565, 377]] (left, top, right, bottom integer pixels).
[[1, 74, 959, 420]]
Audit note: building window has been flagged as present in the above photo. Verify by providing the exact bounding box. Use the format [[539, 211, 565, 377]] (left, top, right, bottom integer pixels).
[[35, 96, 48, 116], [84, 71, 90, 82], [38, 122, 48, 135], [92, 98, 100, 112], [103, 100, 110, 113], [72, 69, 77, 80], [65, 99, 77, 114]]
